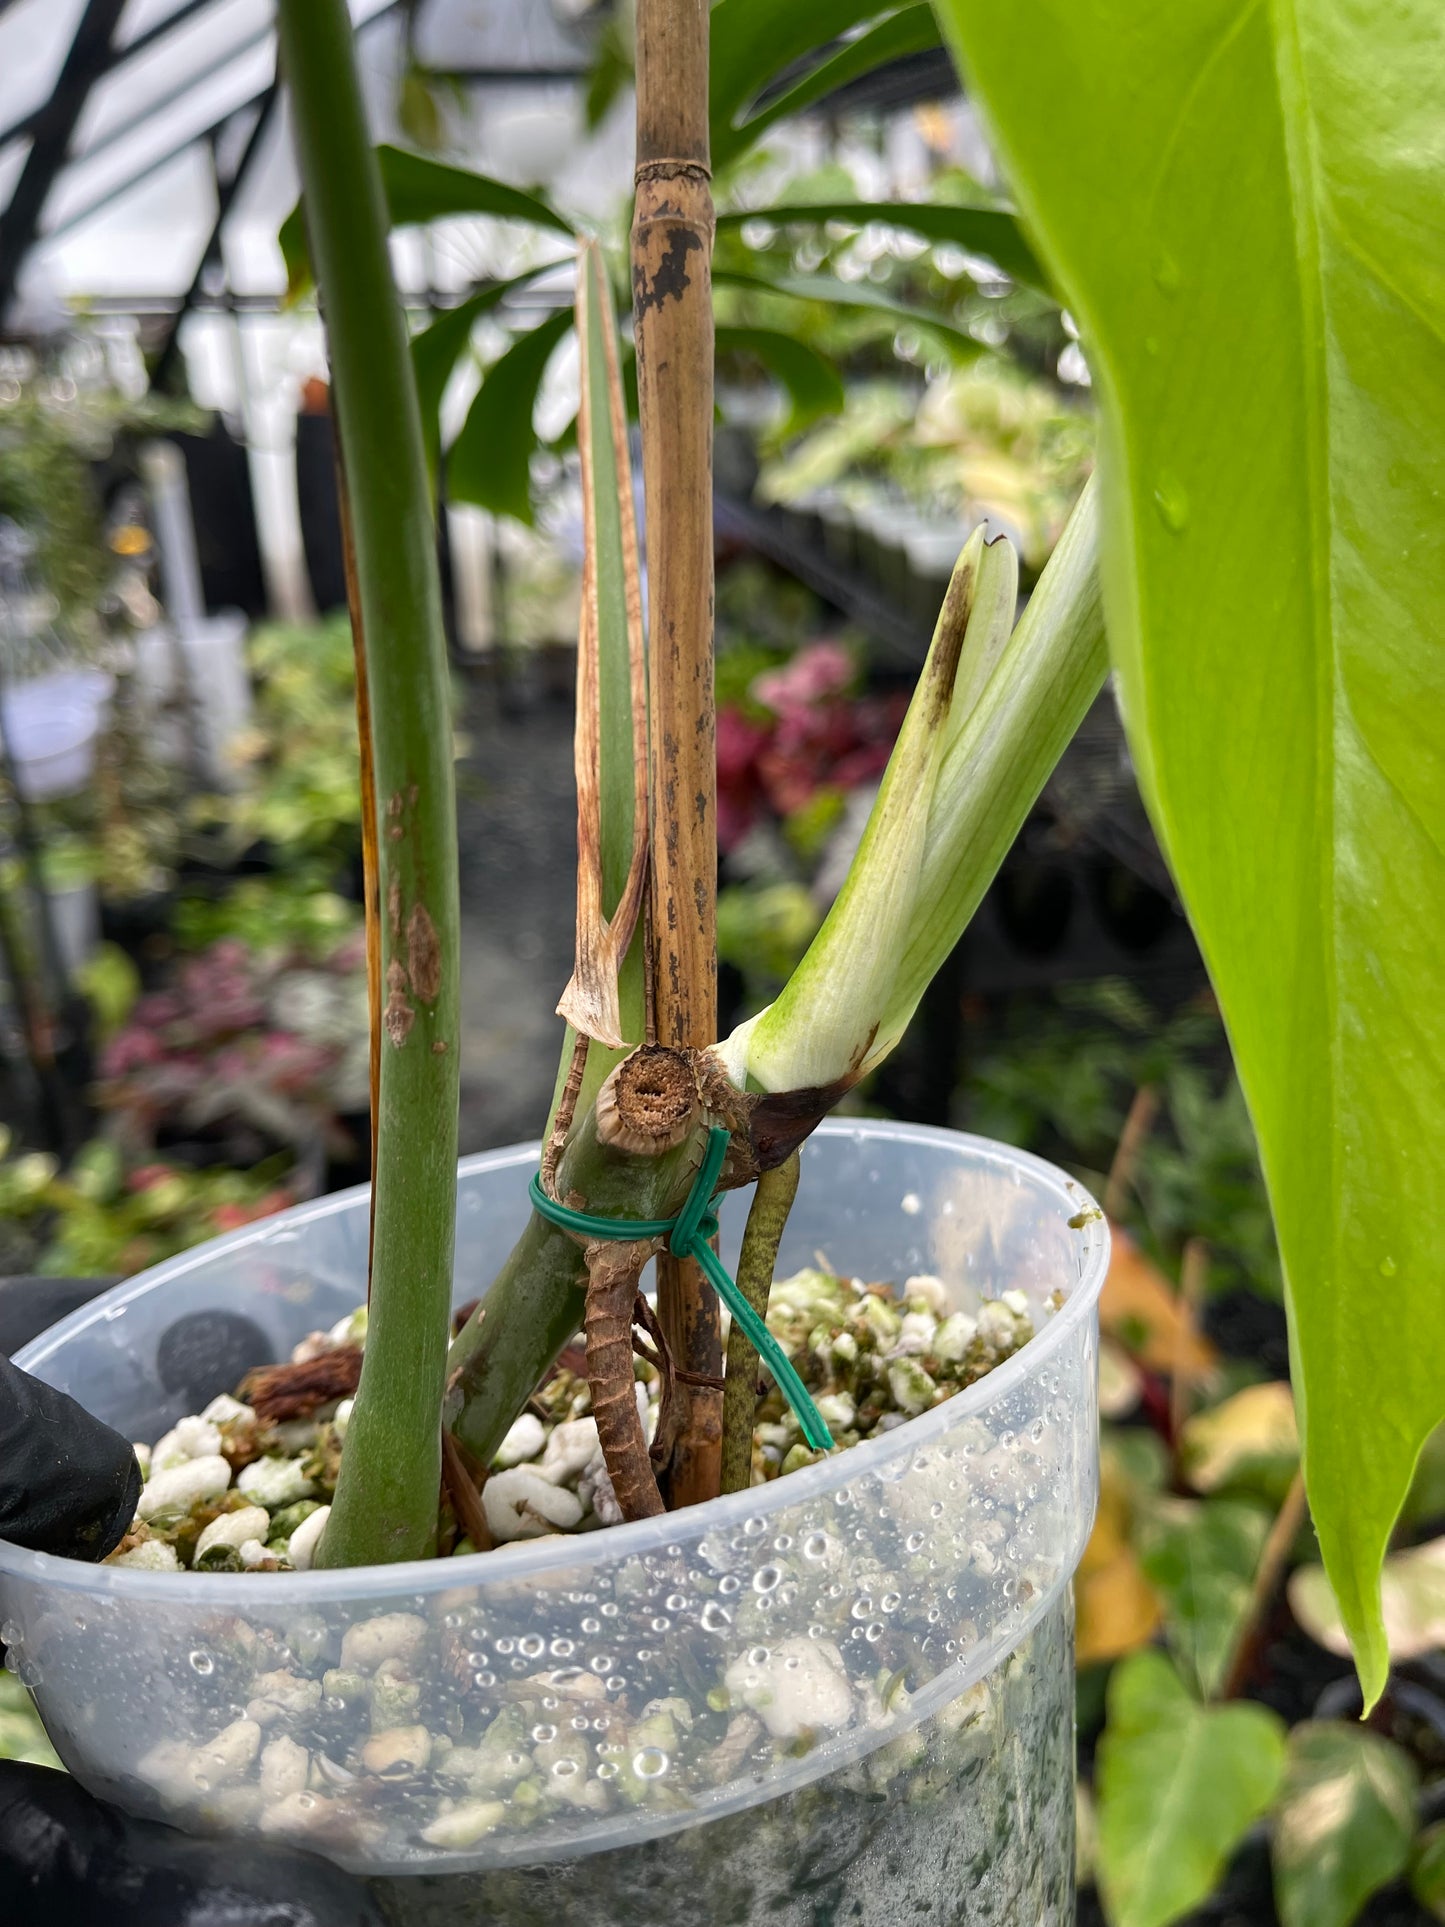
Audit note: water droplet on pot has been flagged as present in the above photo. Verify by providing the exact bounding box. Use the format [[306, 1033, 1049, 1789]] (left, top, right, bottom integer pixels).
[[905, 1531, 925, 1553], [753, 1566, 781, 1593], [700, 1602, 731, 1634], [518, 1634, 544, 1659], [188, 1650, 215, 1676], [632, 1746, 669, 1779], [803, 1532, 830, 1561]]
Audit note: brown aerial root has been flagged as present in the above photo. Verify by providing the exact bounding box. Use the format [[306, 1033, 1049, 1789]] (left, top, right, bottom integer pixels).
[[440, 1425, 494, 1553], [595, 1044, 702, 1155], [241, 1346, 362, 1424], [584, 1240, 665, 1518]]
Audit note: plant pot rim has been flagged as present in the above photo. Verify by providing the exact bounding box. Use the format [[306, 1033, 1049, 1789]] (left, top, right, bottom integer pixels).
[[0, 1118, 1108, 1604]]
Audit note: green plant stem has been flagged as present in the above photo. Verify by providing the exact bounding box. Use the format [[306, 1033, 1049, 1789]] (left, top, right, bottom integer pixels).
[[721, 1150, 800, 1495], [279, 0, 460, 1569], [445, 1103, 716, 1467]]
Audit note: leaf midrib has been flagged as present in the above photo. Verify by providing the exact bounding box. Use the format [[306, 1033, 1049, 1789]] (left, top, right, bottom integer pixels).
[[1120, 1703, 1211, 1923]]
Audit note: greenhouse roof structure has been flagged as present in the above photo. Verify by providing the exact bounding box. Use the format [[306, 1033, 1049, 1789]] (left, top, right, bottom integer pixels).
[[0, 0, 608, 333], [0, 0, 962, 345]]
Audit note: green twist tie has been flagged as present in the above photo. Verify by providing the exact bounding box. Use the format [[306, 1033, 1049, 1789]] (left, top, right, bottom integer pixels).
[[528, 1126, 834, 1452]]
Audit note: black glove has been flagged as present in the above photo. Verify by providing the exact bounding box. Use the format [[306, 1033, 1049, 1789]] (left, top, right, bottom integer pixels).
[[0, 1349, 140, 1561], [0, 1761, 383, 1926]]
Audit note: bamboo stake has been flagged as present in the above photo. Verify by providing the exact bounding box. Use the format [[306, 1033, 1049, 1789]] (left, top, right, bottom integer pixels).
[[632, 0, 721, 1508]]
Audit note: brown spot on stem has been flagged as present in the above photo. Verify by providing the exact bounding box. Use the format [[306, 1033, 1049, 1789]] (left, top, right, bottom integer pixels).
[[384, 957, 415, 1047], [407, 903, 442, 1003], [387, 876, 402, 940], [632, 225, 702, 315]]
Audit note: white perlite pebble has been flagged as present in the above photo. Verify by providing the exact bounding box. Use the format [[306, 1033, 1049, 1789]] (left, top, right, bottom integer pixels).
[[150, 1416, 223, 1471], [237, 1456, 315, 1508], [248, 1671, 323, 1724], [286, 1505, 330, 1571], [196, 1506, 272, 1558], [194, 1718, 261, 1786], [1001, 1289, 1031, 1318], [579, 1451, 622, 1527], [136, 1455, 232, 1521], [421, 1799, 507, 1848], [886, 1357, 938, 1415], [339, 1612, 428, 1673], [538, 1416, 599, 1484], [890, 1310, 939, 1357], [112, 1538, 180, 1570], [481, 1467, 584, 1542], [492, 1413, 545, 1468], [724, 1637, 855, 1740], [259, 1735, 309, 1802], [931, 1311, 978, 1362], [903, 1273, 949, 1314], [200, 1393, 255, 1427], [238, 1539, 271, 1570]]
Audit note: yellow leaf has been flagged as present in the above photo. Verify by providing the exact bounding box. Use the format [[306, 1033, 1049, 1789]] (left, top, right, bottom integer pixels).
[[1100, 1224, 1219, 1381], [1181, 1381, 1298, 1495]]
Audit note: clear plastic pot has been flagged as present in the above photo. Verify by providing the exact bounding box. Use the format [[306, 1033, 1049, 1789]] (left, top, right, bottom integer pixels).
[[0, 1121, 1107, 1923]]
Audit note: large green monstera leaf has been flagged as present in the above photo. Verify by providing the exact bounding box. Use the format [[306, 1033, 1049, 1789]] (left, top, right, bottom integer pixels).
[[932, 0, 1445, 1702]]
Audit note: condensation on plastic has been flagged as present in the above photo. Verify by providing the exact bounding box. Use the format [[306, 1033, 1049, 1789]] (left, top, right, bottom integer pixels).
[[0, 1121, 1106, 1883]]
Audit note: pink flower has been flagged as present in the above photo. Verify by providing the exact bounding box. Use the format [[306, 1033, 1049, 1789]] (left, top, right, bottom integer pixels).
[[752, 640, 854, 717]]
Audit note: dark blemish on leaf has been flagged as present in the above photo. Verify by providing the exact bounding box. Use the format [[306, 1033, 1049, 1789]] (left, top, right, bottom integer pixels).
[[633, 227, 702, 316], [407, 902, 442, 1004], [432, 1039, 449, 1055], [388, 877, 402, 940]]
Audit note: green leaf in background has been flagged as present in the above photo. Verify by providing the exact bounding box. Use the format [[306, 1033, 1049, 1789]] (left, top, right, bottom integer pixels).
[[714, 267, 981, 364], [716, 200, 1050, 297], [709, 0, 897, 162], [1413, 1821, 1445, 1924], [447, 308, 574, 524], [714, 326, 844, 438], [1272, 1722, 1418, 1927], [1096, 1649, 1286, 1927], [933, 0, 1445, 1705], [0, 1674, 62, 1770], [1288, 1534, 1445, 1666], [411, 266, 563, 485], [281, 145, 574, 300], [713, 6, 943, 172], [1137, 1494, 1272, 1699]]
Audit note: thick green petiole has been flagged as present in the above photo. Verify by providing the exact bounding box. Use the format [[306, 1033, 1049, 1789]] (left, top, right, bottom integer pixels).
[[279, 0, 461, 1569]]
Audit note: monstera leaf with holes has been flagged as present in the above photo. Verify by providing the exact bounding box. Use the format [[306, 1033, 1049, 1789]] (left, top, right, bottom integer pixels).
[[280, 4, 1043, 524], [933, 0, 1445, 1702]]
